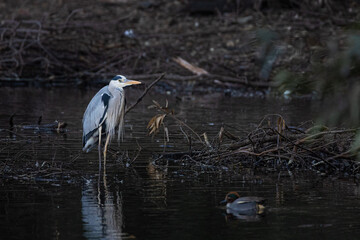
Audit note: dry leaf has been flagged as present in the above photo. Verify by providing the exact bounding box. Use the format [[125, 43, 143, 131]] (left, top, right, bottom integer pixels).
[[218, 127, 224, 143], [147, 114, 166, 135], [203, 132, 212, 148]]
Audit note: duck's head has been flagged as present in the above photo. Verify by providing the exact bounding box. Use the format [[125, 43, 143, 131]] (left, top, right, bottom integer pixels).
[[219, 191, 240, 205], [111, 75, 142, 88]]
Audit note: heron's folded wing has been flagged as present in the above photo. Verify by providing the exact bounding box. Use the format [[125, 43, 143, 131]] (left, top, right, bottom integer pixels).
[[82, 86, 111, 144]]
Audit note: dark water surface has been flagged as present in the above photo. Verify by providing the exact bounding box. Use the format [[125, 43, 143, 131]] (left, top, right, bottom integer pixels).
[[1, 88, 360, 240]]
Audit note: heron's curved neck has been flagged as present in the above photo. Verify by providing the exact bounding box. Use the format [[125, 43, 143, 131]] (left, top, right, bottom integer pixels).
[[108, 81, 124, 94]]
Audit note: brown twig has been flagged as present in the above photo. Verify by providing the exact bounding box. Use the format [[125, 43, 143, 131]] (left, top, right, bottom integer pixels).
[[151, 101, 206, 145], [125, 73, 165, 115]]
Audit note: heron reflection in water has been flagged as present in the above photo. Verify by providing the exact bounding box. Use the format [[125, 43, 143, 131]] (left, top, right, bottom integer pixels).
[[82, 75, 141, 170]]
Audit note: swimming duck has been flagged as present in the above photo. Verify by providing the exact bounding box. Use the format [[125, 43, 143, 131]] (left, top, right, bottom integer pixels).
[[220, 191, 266, 216]]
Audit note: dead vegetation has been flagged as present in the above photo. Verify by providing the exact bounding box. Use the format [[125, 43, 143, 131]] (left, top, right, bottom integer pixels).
[[149, 102, 360, 177], [0, 0, 358, 92]]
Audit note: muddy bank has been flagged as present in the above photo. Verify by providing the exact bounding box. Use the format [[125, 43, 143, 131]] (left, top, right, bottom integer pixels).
[[0, 0, 358, 94]]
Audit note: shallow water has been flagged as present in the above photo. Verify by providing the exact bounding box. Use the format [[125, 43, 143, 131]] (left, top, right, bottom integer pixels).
[[1, 88, 360, 240]]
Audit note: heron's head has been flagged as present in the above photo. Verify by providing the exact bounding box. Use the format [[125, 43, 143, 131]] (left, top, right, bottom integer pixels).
[[111, 75, 142, 88]]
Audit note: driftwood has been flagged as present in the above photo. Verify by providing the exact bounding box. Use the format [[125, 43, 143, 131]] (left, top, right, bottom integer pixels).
[[9, 115, 67, 134], [20, 121, 67, 133]]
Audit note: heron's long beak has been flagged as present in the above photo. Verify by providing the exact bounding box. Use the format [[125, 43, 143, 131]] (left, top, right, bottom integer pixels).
[[219, 199, 227, 205], [125, 80, 142, 85]]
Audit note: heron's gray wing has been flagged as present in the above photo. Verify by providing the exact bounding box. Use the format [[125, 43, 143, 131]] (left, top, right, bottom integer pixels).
[[82, 86, 112, 146]]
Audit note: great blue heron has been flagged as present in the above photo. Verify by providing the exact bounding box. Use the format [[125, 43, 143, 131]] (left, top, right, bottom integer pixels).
[[82, 75, 141, 169]]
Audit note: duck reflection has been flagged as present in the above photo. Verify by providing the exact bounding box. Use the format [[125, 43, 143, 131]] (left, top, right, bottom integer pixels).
[[224, 210, 265, 222], [81, 173, 128, 240]]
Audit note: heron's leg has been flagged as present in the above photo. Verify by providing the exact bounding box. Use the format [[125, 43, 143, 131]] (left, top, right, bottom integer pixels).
[[103, 134, 111, 172], [98, 126, 102, 172]]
